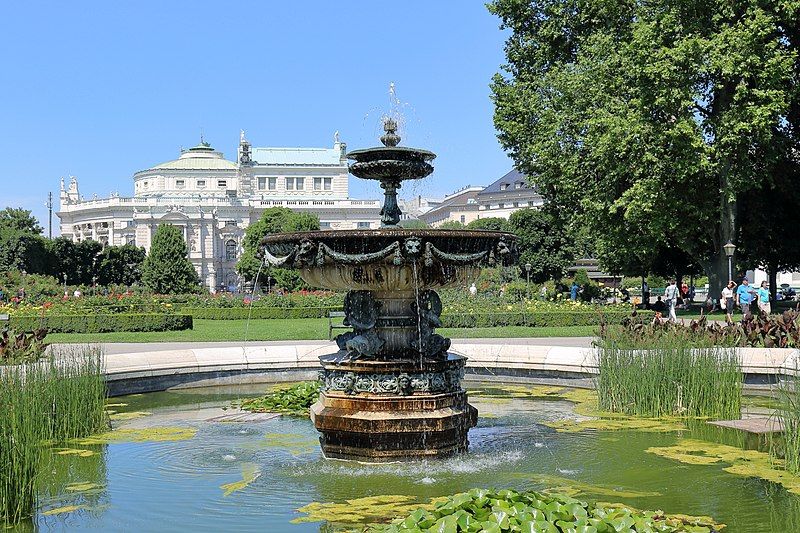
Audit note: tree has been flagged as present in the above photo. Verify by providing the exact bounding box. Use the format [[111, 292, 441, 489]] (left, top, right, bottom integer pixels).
[[508, 208, 575, 283], [237, 207, 320, 290], [398, 219, 429, 229], [466, 217, 510, 232], [97, 244, 146, 287], [0, 208, 43, 235], [439, 221, 466, 230], [489, 0, 799, 298], [141, 224, 201, 294]]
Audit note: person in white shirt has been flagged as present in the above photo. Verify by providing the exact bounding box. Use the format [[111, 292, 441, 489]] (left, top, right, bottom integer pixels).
[[721, 281, 735, 324], [663, 279, 680, 323]]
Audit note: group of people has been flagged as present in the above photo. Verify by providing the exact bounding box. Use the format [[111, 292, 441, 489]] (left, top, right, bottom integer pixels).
[[721, 278, 770, 323]]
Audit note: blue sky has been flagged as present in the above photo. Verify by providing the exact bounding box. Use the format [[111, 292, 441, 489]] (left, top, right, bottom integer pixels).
[[0, 1, 513, 233]]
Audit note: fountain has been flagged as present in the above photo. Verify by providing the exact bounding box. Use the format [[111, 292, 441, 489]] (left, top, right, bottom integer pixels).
[[260, 118, 516, 461]]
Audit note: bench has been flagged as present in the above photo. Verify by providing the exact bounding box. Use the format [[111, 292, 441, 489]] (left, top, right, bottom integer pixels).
[[328, 311, 348, 340]]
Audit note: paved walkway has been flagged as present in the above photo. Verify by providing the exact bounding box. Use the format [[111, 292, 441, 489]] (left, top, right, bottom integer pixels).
[[89, 336, 596, 355]]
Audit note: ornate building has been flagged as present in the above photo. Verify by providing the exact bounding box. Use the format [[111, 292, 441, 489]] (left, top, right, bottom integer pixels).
[[57, 132, 381, 290]]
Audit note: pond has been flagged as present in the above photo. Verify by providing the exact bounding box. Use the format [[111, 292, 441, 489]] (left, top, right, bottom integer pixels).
[[8, 383, 800, 532]]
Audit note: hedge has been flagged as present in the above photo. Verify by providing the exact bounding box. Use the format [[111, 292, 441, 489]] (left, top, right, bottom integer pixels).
[[440, 311, 654, 328], [184, 306, 342, 320], [10, 313, 193, 334]]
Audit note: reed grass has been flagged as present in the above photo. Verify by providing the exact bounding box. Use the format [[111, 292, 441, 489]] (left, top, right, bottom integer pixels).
[[597, 335, 742, 419], [0, 346, 107, 524], [776, 370, 800, 475]]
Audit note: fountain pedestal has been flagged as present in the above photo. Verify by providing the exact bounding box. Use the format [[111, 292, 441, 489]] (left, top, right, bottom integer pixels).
[[313, 354, 477, 460]]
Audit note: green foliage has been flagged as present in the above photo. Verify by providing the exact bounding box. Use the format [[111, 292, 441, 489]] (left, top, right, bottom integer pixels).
[[0, 208, 42, 235], [441, 311, 649, 328], [141, 224, 201, 294], [238, 207, 319, 287], [508, 208, 574, 283], [438, 220, 466, 230], [374, 488, 722, 533], [45, 237, 102, 285], [185, 307, 338, 320], [97, 244, 146, 286], [0, 270, 61, 301], [0, 348, 106, 523], [597, 338, 742, 419], [0, 327, 47, 364], [10, 313, 192, 333], [239, 381, 320, 416], [489, 0, 800, 293], [466, 217, 510, 232], [398, 219, 429, 229], [777, 371, 800, 475], [0, 229, 49, 274]]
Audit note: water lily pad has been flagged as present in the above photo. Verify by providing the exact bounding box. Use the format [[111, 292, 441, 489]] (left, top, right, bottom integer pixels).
[[55, 448, 96, 457], [220, 463, 261, 497], [65, 482, 101, 492], [43, 504, 86, 515], [293, 494, 429, 525]]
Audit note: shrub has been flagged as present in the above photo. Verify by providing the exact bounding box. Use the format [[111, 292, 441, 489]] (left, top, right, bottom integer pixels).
[[186, 307, 339, 320], [10, 313, 192, 333], [441, 311, 649, 328]]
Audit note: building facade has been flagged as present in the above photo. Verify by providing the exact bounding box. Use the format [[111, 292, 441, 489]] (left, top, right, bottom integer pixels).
[[57, 132, 381, 290]]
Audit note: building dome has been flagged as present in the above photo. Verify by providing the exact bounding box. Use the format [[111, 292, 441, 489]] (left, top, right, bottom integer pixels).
[[145, 141, 239, 171]]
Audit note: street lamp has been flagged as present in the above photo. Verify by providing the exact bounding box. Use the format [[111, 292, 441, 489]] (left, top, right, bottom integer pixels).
[[524, 263, 532, 299], [723, 241, 736, 282], [62, 273, 67, 296]]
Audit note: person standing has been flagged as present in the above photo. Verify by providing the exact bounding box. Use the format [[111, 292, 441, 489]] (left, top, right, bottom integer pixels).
[[735, 278, 755, 318], [570, 281, 579, 301], [469, 283, 477, 297], [721, 281, 735, 324], [663, 279, 680, 322], [756, 281, 771, 316], [642, 279, 650, 309]]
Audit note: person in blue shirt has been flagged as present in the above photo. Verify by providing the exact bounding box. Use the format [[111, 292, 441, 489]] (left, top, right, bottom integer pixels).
[[735, 278, 756, 318], [570, 282, 579, 301], [756, 281, 771, 316]]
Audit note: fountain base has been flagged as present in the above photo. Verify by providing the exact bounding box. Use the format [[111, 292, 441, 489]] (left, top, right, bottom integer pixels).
[[311, 353, 477, 461]]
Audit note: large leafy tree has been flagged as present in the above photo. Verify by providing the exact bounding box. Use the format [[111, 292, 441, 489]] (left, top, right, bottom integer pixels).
[[508, 208, 575, 282], [97, 244, 146, 287], [0, 208, 48, 274], [46, 238, 103, 285], [489, 0, 799, 297], [466, 217, 511, 232], [141, 224, 201, 294], [0, 208, 43, 235], [237, 207, 319, 290]]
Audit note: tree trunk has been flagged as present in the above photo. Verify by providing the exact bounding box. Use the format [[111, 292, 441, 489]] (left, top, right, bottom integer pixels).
[[769, 262, 778, 302]]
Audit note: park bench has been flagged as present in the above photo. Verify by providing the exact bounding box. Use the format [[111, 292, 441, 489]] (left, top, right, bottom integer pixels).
[[328, 311, 348, 340]]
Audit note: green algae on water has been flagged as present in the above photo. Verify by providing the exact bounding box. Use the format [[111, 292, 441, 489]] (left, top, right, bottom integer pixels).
[[293, 495, 430, 525], [528, 474, 662, 499], [220, 463, 261, 497], [72, 426, 197, 445], [647, 438, 800, 494], [109, 411, 152, 421]]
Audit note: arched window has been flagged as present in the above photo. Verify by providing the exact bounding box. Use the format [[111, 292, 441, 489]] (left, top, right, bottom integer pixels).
[[225, 239, 237, 260]]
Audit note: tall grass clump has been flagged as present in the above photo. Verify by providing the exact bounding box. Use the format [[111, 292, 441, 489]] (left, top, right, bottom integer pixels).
[[0, 346, 107, 524], [597, 335, 742, 419], [776, 370, 800, 475]]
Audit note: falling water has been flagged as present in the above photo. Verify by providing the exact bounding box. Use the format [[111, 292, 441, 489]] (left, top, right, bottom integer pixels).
[[411, 261, 424, 369], [243, 259, 265, 345]]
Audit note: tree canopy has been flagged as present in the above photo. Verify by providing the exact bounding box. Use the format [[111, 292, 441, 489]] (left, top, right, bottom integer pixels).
[[466, 217, 511, 232], [0, 208, 42, 235], [508, 208, 575, 283], [238, 207, 320, 290], [140, 224, 201, 294], [490, 0, 800, 295]]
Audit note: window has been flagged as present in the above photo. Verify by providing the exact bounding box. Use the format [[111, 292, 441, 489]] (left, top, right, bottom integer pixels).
[[143, 181, 148, 189], [286, 177, 305, 190], [324, 177, 332, 191], [197, 180, 206, 188], [357, 222, 371, 229], [225, 240, 237, 260], [460, 215, 466, 223], [258, 177, 267, 190], [320, 221, 331, 229], [500, 183, 508, 191], [176, 180, 185, 189], [515, 182, 522, 189], [314, 177, 323, 190], [513, 202, 519, 208], [218, 180, 227, 188], [296, 177, 304, 190], [285, 177, 294, 190], [268, 177, 276, 190]]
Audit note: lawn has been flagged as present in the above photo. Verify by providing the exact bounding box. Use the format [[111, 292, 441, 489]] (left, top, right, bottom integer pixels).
[[45, 319, 598, 344]]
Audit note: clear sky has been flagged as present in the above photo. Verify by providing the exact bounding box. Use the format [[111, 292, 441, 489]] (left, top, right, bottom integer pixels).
[[0, 1, 513, 234]]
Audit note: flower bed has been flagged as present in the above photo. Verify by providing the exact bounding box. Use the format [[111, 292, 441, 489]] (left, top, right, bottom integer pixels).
[[9, 313, 193, 333]]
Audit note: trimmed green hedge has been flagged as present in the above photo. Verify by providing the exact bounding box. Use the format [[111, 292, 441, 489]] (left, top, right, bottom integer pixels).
[[440, 311, 653, 328], [10, 313, 193, 333], [184, 306, 342, 320]]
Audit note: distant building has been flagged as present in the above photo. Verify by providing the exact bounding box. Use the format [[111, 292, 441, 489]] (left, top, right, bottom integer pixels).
[[420, 169, 545, 227], [398, 195, 441, 221], [57, 132, 381, 290]]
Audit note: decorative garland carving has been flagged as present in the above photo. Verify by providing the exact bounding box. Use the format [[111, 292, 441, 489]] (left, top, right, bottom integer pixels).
[[321, 367, 465, 395]]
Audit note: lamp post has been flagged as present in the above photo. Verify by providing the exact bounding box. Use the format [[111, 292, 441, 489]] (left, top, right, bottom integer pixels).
[[524, 263, 532, 299], [62, 273, 67, 296], [723, 241, 736, 282]]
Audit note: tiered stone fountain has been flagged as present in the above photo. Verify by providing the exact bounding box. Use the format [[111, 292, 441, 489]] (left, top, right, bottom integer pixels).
[[261, 119, 516, 461]]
